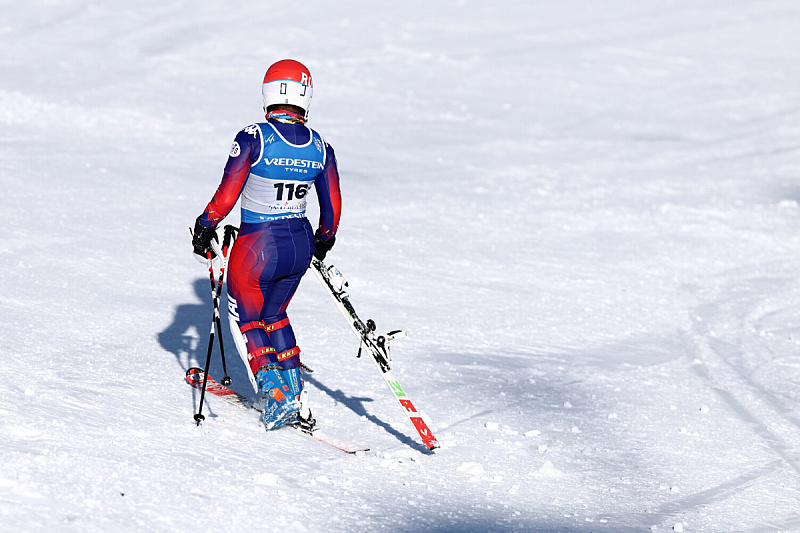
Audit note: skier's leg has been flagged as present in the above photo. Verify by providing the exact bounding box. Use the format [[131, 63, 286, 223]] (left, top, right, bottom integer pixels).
[[258, 218, 314, 418], [225, 228, 279, 378], [226, 220, 312, 431], [254, 269, 308, 429]]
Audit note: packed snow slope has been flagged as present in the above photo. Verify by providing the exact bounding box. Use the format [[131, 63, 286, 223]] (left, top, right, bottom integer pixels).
[[3, 1, 800, 531]]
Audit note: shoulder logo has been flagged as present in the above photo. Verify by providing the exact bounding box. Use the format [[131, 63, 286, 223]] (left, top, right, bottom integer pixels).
[[244, 125, 259, 137], [314, 138, 322, 152], [229, 141, 241, 157], [265, 133, 275, 144]]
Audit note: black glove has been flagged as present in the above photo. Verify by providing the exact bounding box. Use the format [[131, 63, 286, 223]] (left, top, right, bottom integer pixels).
[[192, 216, 218, 259], [313, 230, 335, 261]]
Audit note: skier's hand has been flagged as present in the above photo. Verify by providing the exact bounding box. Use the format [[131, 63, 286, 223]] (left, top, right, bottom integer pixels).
[[313, 230, 335, 261], [192, 216, 218, 260]]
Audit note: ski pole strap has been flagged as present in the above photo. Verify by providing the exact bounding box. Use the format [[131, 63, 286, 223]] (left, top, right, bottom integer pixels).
[[239, 317, 291, 334], [276, 346, 300, 362]]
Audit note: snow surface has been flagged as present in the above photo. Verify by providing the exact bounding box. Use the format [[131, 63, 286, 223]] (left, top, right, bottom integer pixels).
[[3, 1, 800, 531]]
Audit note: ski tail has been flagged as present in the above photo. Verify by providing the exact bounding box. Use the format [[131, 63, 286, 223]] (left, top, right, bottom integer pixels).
[[186, 367, 249, 408]]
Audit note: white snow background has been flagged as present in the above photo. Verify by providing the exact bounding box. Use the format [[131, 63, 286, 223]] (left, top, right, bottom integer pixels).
[[2, 1, 800, 531]]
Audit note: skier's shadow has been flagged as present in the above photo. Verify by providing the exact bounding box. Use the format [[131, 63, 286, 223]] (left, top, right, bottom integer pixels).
[[304, 373, 433, 454], [157, 278, 208, 373], [159, 282, 430, 452], [157, 278, 251, 415]]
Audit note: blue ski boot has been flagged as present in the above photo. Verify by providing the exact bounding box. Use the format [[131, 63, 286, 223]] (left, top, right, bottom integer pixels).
[[256, 365, 301, 431]]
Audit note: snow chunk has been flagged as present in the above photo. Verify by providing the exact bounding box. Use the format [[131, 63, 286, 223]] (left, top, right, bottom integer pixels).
[[485, 421, 499, 431], [524, 430, 541, 438], [253, 473, 279, 486], [379, 458, 402, 471], [673, 523, 684, 532], [699, 405, 710, 413], [390, 448, 422, 461], [531, 461, 562, 479]]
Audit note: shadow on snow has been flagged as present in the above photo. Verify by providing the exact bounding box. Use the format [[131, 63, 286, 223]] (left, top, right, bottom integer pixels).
[[157, 278, 430, 452]]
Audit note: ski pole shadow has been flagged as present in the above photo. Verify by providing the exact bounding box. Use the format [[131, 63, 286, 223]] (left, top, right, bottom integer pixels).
[[304, 373, 432, 454]]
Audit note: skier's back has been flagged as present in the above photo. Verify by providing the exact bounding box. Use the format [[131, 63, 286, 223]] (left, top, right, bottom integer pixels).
[[192, 59, 341, 431]]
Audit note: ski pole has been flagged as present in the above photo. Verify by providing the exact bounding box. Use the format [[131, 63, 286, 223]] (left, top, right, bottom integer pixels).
[[194, 249, 219, 425], [193, 226, 240, 424], [194, 225, 238, 424]]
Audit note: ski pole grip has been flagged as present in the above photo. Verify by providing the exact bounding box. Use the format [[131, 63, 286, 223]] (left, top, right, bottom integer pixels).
[[222, 225, 238, 248]]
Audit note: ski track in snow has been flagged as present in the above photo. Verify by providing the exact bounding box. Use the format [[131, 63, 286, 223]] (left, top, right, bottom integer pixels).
[[3, 1, 800, 531]]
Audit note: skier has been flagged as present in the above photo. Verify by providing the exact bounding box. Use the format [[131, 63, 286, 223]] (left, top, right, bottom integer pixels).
[[191, 59, 341, 432]]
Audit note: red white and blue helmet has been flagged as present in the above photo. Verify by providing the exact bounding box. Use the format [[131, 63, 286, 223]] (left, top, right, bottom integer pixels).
[[262, 59, 313, 118]]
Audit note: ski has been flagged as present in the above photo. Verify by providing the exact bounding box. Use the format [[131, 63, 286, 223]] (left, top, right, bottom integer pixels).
[[309, 259, 439, 450], [185, 367, 369, 454]]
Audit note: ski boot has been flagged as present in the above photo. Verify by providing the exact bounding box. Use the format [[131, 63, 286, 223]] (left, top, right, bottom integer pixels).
[[255, 365, 301, 431]]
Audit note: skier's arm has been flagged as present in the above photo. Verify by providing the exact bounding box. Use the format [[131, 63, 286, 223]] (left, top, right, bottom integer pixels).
[[198, 128, 260, 228], [314, 143, 342, 240]]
